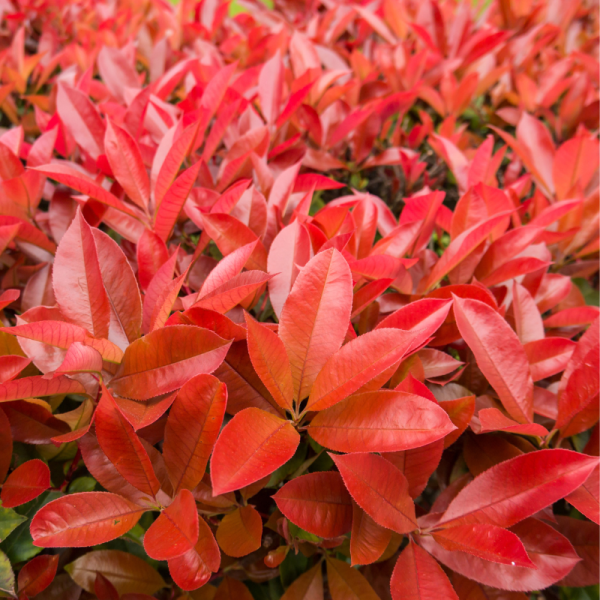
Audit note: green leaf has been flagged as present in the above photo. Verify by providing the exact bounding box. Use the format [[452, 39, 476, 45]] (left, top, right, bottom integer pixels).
[[279, 549, 309, 589], [0, 507, 26, 543], [0, 550, 14, 597], [68, 476, 96, 493], [287, 522, 321, 544], [0, 491, 63, 564]]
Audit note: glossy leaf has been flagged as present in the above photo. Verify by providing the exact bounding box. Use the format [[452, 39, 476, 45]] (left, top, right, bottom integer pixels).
[[53, 208, 110, 339], [431, 523, 535, 567], [17, 554, 59, 598], [211, 408, 300, 495], [438, 449, 599, 528], [167, 516, 220, 591], [391, 541, 458, 600], [144, 489, 199, 560], [274, 472, 353, 539], [30, 493, 145, 547], [110, 325, 231, 400], [163, 374, 227, 493], [245, 313, 294, 412], [0, 459, 50, 508], [216, 505, 262, 557], [278, 248, 352, 401], [308, 390, 455, 453], [95, 384, 161, 498], [306, 328, 418, 412], [331, 452, 417, 534], [452, 295, 533, 424]]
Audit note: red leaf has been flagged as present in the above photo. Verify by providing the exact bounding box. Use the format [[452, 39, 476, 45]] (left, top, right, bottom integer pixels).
[[1, 459, 50, 508], [0, 355, 31, 384], [331, 452, 417, 534], [136, 229, 169, 292], [53, 208, 110, 339], [475, 408, 548, 437], [308, 390, 455, 453], [432, 523, 535, 567], [94, 573, 120, 600], [110, 325, 231, 400], [391, 541, 458, 600], [421, 213, 511, 292], [91, 228, 143, 347], [18, 554, 59, 598], [211, 407, 300, 495], [279, 249, 352, 401], [112, 393, 175, 431], [245, 313, 294, 413], [193, 271, 272, 314], [259, 51, 284, 125], [554, 515, 599, 587], [199, 240, 257, 298], [350, 503, 392, 566], [167, 516, 220, 591], [273, 472, 353, 539], [144, 489, 199, 560], [382, 440, 444, 499], [104, 120, 150, 211], [438, 449, 599, 528], [452, 295, 533, 424], [30, 492, 145, 547], [420, 518, 579, 592], [56, 84, 105, 160], [216, 505, 262, 557], [375, 298, 453, 353], [200, 213, 268, 272], [154, 118, 203, 208], [0, 407, 11, 483], [95, 384, 161, 498], [32, 163, 140, 218], [1, 321, 123, 363], [163, 374, 227, 493], [267, 221, 312, 319], [306, 328, 418, 412], [154, 160, 203, 242], [565, 462, 599, 524]]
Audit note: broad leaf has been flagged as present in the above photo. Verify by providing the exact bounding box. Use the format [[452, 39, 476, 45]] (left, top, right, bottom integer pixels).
[[163, 374, 227, 493], [30, 492, 145, 547], [144, 489, 199, 560], [273, 472, 353, 539], [306, 328, 418, 412], [110, 325, 231, 400], [279, 248, 352, 401], [95, 384, 161, 498], [0, 459, 50, 508], [245, 313, 294, 413], [216, 505, 262, 558], [308, 390, 455, 453], [391, 541, 458, 600], [211, 408, 300, 495], [65, 550, 165, 596], [452, 295, 533, 424], [53, 209, 110, 339], [331, 452, 417, 534], [438, 449, 599, 528]]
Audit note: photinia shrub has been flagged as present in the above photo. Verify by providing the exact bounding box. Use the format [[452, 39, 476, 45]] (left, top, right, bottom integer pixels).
[[0, 0, 597, 598]]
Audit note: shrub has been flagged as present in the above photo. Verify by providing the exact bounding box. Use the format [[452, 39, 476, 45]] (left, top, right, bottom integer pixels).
[[0, 0, 597, 599]]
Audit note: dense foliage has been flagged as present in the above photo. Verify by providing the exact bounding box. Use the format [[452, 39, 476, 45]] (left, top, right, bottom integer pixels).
[[0, 0, 598, 598]]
